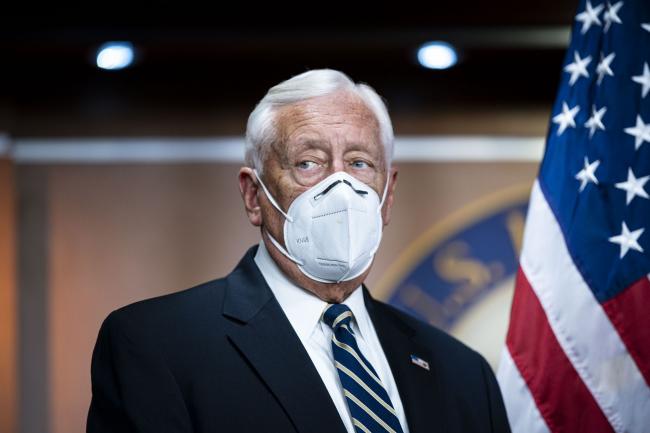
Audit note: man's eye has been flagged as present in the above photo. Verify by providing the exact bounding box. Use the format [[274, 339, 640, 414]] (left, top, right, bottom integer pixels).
[[297, 160, 318, 170], [351, 160, 369, 169]]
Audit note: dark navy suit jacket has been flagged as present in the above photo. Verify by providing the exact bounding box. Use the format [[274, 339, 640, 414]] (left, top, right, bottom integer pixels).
[[87, 246, 511, 432]]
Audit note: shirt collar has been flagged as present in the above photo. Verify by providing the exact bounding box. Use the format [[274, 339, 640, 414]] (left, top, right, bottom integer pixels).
[[253, 241, 371, 342]]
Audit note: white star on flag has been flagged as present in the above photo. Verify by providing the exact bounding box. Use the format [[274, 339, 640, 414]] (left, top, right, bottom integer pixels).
[[575, 156, 600, 192], [576, 1, 605, 34], [631, 62, 650, 98], [564, 51, 592, 86], [608, 221, 645, 258], [585, 105, 607, 138], [553, 102, 580, 136], [643, 23, 650, 32], [624, 114, 650, 150], [603, 1, 624, 32], [615, 168, 650, 205], [596, 52, 615, 85]]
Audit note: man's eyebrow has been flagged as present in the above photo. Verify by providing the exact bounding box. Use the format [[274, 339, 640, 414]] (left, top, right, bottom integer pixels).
[[344, 143, 379, 154], [289, 139, 329, 152], [286, 139, 382, 160], [292, 139, 379, 151]]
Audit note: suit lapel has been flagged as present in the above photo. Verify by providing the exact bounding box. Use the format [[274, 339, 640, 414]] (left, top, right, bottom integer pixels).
[[222, 247, 347, 433], [364, 287, 448, 433]]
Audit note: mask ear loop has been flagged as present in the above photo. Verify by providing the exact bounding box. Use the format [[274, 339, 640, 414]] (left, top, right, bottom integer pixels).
[[252, 169, 304, 266], [253, 169, 293, 222], [264, 231, 304, 266], [377, 175, 390, 212]]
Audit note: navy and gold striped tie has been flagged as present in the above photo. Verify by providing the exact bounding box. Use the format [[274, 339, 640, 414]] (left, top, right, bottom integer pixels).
[[323, 303, 405, 433]]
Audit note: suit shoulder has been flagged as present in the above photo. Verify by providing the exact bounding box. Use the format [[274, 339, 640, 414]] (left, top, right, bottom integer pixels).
[[107, 276, 227, 328]]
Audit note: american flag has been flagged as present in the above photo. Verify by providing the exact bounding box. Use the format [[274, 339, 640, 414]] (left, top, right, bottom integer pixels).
[[496, 1, 650, 432]]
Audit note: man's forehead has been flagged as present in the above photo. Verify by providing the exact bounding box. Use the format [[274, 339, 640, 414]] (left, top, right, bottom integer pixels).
[[273, 94, 380, 148], [276, 91, 377, 127]]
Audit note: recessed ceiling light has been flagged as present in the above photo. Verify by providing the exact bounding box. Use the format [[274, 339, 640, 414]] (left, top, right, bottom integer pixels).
[[417, 41, 458, 70], [96, 42, 135, 71]]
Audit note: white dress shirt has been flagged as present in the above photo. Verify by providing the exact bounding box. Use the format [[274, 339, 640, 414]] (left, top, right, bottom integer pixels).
[[254, 241, 410, 433]]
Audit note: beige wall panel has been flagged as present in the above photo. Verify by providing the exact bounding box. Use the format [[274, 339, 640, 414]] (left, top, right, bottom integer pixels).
[[48, 164, 259, 433], [0, 159, 17, 433]]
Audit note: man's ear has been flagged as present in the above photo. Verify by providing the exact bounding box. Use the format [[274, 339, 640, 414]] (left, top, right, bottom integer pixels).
[[238, 167, 263, 227], [381, 166, 398, 226]]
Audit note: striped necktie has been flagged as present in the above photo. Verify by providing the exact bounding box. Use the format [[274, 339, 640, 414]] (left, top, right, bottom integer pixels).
[[322, 303, 405, 433]]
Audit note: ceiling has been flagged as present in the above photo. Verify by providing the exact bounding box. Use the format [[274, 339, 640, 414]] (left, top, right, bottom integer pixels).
[[1, 2, 578, 136]]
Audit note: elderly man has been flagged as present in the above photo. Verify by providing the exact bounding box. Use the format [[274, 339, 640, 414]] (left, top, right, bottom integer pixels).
[[87, 69, 510, 433]]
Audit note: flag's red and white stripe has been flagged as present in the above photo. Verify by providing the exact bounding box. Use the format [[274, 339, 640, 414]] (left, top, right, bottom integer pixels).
[[497, 181, 650, 433]]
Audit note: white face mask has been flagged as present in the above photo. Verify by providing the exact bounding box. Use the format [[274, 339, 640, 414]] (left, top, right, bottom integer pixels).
[[254, 170, 389, 283]]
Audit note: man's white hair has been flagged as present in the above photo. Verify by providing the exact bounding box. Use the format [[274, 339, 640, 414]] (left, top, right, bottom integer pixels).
[[245, 69, 394, 174]]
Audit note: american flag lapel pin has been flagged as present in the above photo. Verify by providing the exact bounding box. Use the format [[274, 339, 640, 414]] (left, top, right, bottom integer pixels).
[[410, 354, 430, 371]]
